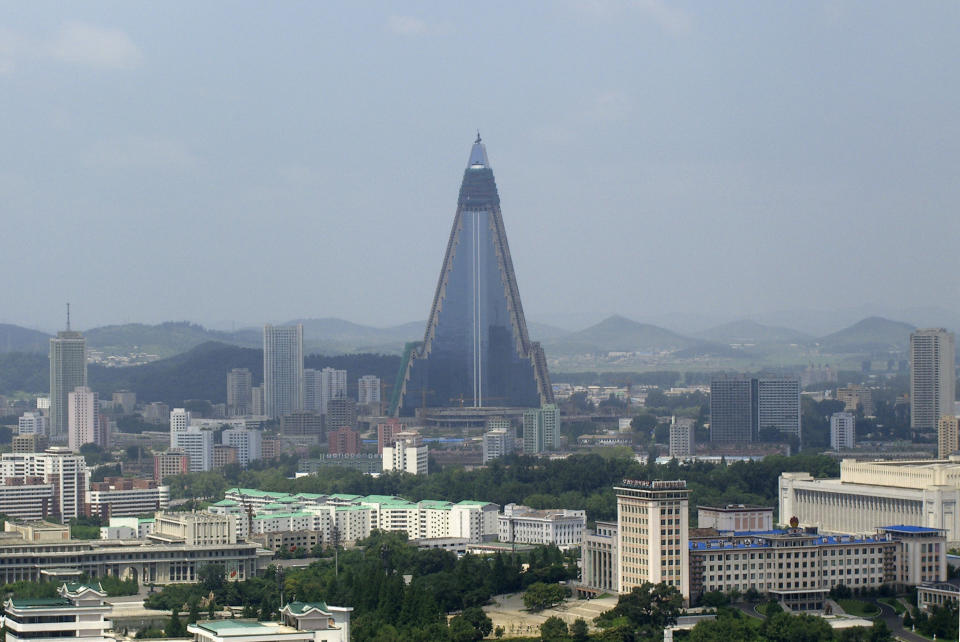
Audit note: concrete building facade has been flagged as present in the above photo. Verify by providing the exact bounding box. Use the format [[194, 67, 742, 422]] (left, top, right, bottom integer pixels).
[[910, 329, 956, 431], [263, 324, 304, 419], [830, 412, 856, 451]]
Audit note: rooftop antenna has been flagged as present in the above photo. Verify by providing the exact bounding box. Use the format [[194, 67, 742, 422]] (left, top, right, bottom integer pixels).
[[66, 303, 71, 331], [475, 130, 481, 144]]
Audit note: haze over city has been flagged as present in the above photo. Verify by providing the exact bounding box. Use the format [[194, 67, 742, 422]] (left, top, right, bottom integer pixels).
[[3, 2, 959, 335]]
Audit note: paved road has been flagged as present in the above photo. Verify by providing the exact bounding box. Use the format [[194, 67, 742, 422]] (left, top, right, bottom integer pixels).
[[872, 599, 927, 642]]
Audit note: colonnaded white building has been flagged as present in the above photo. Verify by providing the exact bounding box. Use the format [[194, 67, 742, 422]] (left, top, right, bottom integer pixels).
[[780, 457, 960, 543]]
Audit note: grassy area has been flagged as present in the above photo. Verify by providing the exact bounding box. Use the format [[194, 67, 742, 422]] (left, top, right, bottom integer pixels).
[[879, 596, 905, 614], [837, 599, 880, 618]]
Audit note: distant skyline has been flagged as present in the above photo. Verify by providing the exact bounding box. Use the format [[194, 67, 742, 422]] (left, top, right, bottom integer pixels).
[[3, 3, 959, 335]]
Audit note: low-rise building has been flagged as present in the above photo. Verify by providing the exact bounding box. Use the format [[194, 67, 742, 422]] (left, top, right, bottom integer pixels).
[[0, 479, 55, 520], [188, 601, 352, 642], [3, 582, 110, 642], [579, 521, 619, 596], [697, 505, 774, 532], [87, 477, 169, 518], [149, 511, 236, 546], [497, 503, 586, 549]]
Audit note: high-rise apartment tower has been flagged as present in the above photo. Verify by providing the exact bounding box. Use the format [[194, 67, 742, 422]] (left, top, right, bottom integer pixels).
[[910, 329, 956, 431], [263, 324, 304, 418]]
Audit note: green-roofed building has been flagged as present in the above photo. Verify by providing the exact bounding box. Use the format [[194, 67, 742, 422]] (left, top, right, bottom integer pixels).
[[3, 582, 110, 642], [187, 601, 353, 642]]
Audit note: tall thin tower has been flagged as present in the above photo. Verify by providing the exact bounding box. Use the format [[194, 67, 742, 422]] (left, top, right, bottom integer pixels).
[[49, 304, 87, 442], [263, 324, 304, 418], [910, 328, 956, 431], [396, 135, 553, 415]]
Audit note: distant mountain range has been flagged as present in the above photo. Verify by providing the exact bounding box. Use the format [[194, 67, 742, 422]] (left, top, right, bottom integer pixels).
[[0, 314, 925, 361]]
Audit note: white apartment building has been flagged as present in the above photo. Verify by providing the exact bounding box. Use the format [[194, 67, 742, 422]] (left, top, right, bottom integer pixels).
[[0, 483, 56, 520], [171, 426, 214, 472], [780, 458, 960, 543], [169, 407, 191, 449], [482, 428, 512, 463], [615, 480, 689, 600], [87, 480, 170, 518], [911, 329, 956, 431], [669, 417, 695, 458], [830, 412, 856, 450], [357, 375, 380, 405], [67, 387, 99, 451], [497, 503, 586, 549], [222, 428, 262, 467], [0, 449, 89, 520], [383, 432, 428, 475], [3, 582, 110, 642], [219, 489, 499, 544], [18, 412, 48, 437], [522, 404, 560, 454]]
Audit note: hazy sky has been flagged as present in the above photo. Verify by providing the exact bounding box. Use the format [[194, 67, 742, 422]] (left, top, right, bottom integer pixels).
[[3, 1, 959, 334]]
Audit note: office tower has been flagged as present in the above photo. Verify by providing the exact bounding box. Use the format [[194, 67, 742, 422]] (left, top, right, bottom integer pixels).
[[938, 416, 959, 459], [615, 480, 689, 601], [222, 428, 262, 467], [522, 404, 560, 454], [377, 419, 404, 454], [830, 412, 856, 450], [321, 368, 347, 414], [49, 317, 87, 442], [709, 376, 801, 443], [169, 408, 191, 449], [18, 412, 48, 437], [226, 368, 253, 417], [383, 432, 428, 475], [303, 369, 322, 412], [358, 375, 380, 405], [263, 324, 304, 418], [112, 391, 136, 415], [397, 135, 553, 415], [709, 378, 755, 443], [171, 427, 213, 472], [669, 418, 695, 458], [280, 411, 324, 440], [837, 384, 875, 416], [327, 427, 361, 455], [67, 387, 98, 451], [910, 329, 956, 431], [756, 377, 801, 442], [326, 398, 357, 430], [251, 385, 265, 416]]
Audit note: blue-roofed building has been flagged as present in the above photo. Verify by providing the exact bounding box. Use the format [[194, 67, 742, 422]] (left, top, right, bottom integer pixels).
[[688, 524, 947, 610]]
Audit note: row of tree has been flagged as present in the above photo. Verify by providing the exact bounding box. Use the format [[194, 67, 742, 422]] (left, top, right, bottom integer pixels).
[[166, 451, 840, 526]]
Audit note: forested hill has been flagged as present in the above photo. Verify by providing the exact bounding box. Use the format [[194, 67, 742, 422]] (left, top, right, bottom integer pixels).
[[0, 342, 401, 407]]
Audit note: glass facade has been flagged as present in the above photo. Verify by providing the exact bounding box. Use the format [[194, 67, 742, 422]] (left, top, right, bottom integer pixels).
[[398, 139, 551, 415]]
